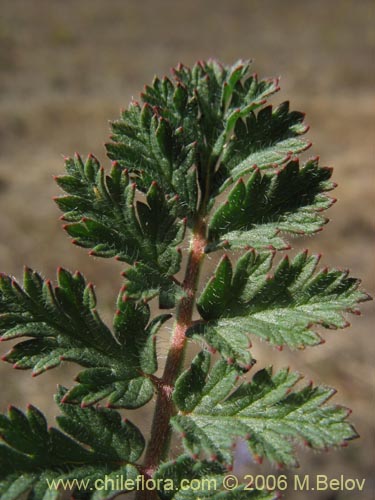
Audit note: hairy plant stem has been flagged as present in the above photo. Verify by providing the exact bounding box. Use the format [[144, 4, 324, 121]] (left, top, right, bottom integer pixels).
[[135, 217, 207, 500]]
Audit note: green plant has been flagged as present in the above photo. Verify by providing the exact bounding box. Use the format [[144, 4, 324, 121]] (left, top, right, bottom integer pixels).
[[0, 59, 370, 500]]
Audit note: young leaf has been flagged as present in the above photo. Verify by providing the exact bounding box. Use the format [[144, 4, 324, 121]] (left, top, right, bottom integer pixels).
[[0, 387, 143, 500], [155, 454, 276, 499], [0, 268, 169, 408], [55, 155, 186, 307], [172, 354, 357, 467], [106, 60, 306, 212], [187, 251, 369, 368], [207, 158, 335, 252]]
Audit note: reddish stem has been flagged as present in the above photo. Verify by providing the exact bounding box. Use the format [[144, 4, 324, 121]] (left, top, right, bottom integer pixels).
[[134, 219, 206, 500]]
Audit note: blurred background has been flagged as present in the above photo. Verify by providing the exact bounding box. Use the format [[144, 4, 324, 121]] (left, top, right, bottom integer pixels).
[[0, 1, 374, 499]]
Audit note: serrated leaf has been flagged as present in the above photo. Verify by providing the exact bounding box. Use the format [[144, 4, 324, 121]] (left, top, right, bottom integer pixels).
[[55, 156, 186, 307], [106, 60, 300, 214], [0, 388, 143, 499], [173, 351, 212, 413], [55, 388, 144, 462], [1, 59, 370, 497], [0, 268, 169, 408], [155, 454, 275, 499], [212, 101, 311, 196], [187, 251, 369, 368], [207, 158, 335, 252], [107, 100, 199, 217], [172, 356, 357, 467]]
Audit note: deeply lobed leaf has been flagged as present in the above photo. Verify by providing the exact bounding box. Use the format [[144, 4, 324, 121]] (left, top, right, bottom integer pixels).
[[55, 154, 185, 307], [207, 157, 336, 252], [107, 100, 199, 217], [0, 268, 169, 408], [211, 100, 310, 196], [106, 59, 309, 214], [0, 387, 143, 499], [187, 251, 369, 368], [0, 59, 371, 499], [172, 352, 357, 467]]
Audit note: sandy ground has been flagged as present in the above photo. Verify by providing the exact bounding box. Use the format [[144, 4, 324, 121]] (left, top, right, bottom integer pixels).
[[0, 1, 374, 499]]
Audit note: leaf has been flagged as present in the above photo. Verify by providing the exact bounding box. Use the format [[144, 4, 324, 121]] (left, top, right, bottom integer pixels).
[[106, 60, 301, 212], [207, 158, 336, 252], [155, 454, 276, 499], [122, 261, 185, 309], [172, 353, 357, 467], [1, 58, 370, 497], [211, 101, 311, 197], [0, 387, 143, 499], [0, 268, 170, 408], [187, 251, 369, 368], [55, 155, 186, 307], [107, 101, 199, 218]]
